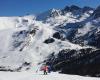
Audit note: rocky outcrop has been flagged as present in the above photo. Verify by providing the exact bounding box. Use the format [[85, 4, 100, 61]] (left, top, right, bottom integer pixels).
[[45, 48, 100, 77]]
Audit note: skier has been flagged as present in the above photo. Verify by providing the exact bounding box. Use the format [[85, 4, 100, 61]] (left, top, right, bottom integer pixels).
[[48, 65, 52, 73], [42, 64, 48, 75]]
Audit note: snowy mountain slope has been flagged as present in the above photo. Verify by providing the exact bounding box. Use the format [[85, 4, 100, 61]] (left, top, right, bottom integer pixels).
[[0, 16, 36, 71], [0, 72, 99, 80], [37, 8, 62, 21], [0, 5, 100, 77], [0, 15, 84, 71], [36, 5, 100, 77], [37, 5, 94, 27], [36, 5, 100, 48]]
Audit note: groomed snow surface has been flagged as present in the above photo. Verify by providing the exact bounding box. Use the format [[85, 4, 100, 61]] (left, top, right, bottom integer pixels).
[[0, 71, 99, 80]]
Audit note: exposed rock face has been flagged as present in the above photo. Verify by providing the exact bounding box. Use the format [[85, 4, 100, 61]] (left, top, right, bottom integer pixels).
[[92, 6, 100, 18], [70, 5, 81, 11], [63, 5, 81, 12], [44, 38, 55, 44], [82, 6, 94, 12], [50, 9, 62, 17], [45, 48, 100, 77], [53, 32, 62, 39]]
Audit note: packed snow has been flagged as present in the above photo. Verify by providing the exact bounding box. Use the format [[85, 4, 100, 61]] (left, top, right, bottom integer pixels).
[[0, 71, 99, 80]]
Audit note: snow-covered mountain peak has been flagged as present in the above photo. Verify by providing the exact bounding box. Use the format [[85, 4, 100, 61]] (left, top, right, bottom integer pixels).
[[82, 6, 94, 12], [63, 5, 81, 12], [50, 8, 62, 17], [36, 5, 95, 27], [36, 8, 62, 21], [68, 5, 81, 11]]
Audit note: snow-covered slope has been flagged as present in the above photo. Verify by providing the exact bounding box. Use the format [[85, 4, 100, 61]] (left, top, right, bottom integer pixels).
[[37, 5, 94, 27], [0, 16, 36, 71], [0, 72, 98, 80], [0, 15, 35, 30], [0, 5, 100, 77], [0, 15, 83, 71]]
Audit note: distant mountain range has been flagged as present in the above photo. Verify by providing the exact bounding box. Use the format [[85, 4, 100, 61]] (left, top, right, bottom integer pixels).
[[0, 5, 100, 77]]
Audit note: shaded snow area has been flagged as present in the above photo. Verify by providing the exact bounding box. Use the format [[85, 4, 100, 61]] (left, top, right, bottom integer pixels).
[[76, 22, 95, 37], [0, 71, 99, 80]]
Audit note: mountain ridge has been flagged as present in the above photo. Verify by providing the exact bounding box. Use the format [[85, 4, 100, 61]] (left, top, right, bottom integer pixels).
[[0, 5, 100, 77]]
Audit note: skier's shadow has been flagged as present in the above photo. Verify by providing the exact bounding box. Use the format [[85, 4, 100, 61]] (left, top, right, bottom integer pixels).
[[36, 73, 49, 75]]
